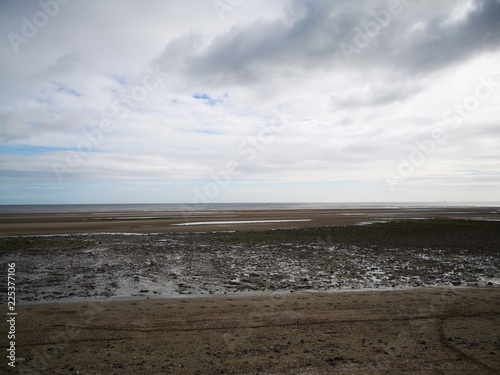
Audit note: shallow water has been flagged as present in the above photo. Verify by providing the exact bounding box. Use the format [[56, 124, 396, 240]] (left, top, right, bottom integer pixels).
[[173, 219, 312, 226]]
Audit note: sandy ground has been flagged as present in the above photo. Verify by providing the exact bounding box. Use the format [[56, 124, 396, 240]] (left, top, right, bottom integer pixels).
[[1, 207, 499, 235], [1, 207, 499, 374], [8, 288, 500, 374]]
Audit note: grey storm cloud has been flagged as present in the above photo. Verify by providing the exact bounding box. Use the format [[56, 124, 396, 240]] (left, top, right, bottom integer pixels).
[[329, 79, 421, 109], [156, 0, 500, 86], [391, 0, 500, 73]]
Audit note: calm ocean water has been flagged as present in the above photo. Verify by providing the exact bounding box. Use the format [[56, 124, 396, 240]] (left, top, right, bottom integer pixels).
[[0, 202, 499, 214]]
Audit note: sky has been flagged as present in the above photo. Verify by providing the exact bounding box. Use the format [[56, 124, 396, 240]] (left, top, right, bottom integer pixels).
[[0, 0, 499, 205]]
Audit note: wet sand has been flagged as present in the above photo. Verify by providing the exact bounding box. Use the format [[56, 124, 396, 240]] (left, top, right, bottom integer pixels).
[[1, 206, 499, 235], [3, 220, 500, 303]]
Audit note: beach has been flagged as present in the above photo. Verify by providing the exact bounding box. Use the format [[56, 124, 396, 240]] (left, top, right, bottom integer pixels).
[[1, 206, 499, 235], [3, 0, 500, 373], [11, 288, 500, 374], [1, 206, 500, 374]]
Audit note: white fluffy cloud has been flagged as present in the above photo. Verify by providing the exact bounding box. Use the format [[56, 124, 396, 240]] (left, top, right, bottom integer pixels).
[[0, 0, 499, 204]]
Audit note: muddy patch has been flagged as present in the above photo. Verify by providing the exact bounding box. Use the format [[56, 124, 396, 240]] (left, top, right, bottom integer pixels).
[[1, 220, 499, 303]]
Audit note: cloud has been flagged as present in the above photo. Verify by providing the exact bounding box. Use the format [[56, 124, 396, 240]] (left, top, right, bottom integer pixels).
[[389, 0, 500, 73], [155, 0, 500, 89], [36, 52, 95, 77], [0, 0, 499, 203]]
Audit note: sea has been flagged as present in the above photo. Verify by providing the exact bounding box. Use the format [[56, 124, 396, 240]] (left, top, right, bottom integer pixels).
[[0, 202, 499, 214]]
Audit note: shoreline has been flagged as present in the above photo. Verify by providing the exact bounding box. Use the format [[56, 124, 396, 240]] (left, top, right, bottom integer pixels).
[[1, 206, 499, 235], [16, 284, 498, 306]]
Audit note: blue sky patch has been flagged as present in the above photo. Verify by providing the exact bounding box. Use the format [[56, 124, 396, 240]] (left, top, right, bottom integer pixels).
[[113, 75, 127, 86], [0, 145, 70, 156], [193, 92, 226, 106], [50, 81, 81, 97]]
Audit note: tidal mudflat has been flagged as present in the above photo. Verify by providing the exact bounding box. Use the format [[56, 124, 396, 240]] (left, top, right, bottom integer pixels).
[[1, 211, 499, 374], [1, 220, 500, 303]]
